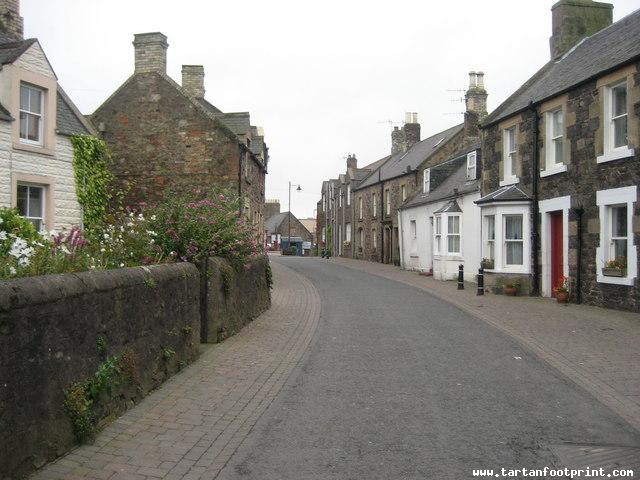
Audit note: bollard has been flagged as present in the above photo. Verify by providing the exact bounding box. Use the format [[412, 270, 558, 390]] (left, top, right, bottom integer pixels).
[[458, 264, 464, 290], [477, 267, 484, 296]]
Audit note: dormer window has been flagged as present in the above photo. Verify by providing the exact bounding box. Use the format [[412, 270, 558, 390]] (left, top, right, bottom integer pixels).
[[19, 83, 44, 145], [423, 168, 431, 193]]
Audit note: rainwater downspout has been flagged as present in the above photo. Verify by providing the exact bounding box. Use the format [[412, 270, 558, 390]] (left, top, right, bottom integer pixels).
[[529, 100, 540, 296]]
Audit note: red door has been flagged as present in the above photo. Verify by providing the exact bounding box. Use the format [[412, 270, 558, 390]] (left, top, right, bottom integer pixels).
[[550, 212, 563, 297]]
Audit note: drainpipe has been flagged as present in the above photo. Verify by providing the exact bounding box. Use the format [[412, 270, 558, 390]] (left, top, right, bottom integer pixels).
[[379, 169, 384, 264], [573, 206, 584, 304], [238, 149, 243, 217], [529, 100, 540, 297]]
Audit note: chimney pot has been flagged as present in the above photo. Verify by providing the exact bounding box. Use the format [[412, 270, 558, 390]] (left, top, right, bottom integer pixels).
[[468, 71, 477, 89], [347, 154, 358, 170], [182, 65, 205, 98], [133, 32, 169, 74]]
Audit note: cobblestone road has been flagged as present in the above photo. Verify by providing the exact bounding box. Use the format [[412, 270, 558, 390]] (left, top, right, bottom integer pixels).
[[31, 260, 320, 480]]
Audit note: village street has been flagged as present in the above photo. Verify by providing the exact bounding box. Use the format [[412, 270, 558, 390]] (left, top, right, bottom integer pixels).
[[33, 256, 640, 480]]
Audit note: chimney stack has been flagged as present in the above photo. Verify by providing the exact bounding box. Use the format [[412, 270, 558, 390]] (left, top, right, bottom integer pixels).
[[133, 32, 168, 74], [391, 126, 404, 155], [403, 112, 420, 150], [0, 0, 23, 40], [465, 71, 487, 117], [182, 65, 205, 98], [347, 153, 358, 170], [549, 0, 612, 60]]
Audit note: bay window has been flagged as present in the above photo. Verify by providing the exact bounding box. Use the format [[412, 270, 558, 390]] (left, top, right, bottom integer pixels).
[[485, 215, 495, 260], [434, 216, 441, 255]]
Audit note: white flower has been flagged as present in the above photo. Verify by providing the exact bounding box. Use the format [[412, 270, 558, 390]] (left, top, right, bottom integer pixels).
[[49, 230, 57, 237], [9, 266, 16, 275], [119, 263, 125, 267], [0, 231, 7, 241], [61, 246, 70, 255], [103, 233, 110, 240], [18, 256, 29, 267], [0, 217, 3, 224], [150, 215, 156, 221], [100, 247, 106, 253]]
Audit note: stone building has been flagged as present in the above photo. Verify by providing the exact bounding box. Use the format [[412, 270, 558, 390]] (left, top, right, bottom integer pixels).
[[265, 211, 313, 250], [477, 0, 639, 311], [0, 0, 94, 232], [264, 199, 281, 221], [351, 74, 487, 264], [91, 32, 268, 230]]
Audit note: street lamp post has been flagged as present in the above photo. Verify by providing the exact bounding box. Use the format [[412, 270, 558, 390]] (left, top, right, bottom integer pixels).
[[288, 181, 302, 251]]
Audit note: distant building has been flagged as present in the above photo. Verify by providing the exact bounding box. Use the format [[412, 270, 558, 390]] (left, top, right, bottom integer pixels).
[[91, 32, 268, 231], [265, 211, 313, 251], [0, 0, 94, 232], [264, 199, 281, 221]]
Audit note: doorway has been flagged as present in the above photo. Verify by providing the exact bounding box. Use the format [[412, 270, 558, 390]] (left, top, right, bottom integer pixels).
[[550, 211, 563, 297]]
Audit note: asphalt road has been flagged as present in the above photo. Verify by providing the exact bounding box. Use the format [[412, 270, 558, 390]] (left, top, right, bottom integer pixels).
[[218, 257, 640, 479]]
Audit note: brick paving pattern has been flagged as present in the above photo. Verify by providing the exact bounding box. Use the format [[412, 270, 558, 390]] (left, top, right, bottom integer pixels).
[[329, 256, 640, 432], [31, 261, 320, 480]]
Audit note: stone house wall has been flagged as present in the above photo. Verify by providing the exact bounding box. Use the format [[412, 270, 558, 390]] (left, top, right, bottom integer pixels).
[[480, 61, 640, 311]]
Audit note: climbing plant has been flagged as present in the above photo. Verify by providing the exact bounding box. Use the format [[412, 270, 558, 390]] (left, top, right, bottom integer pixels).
[[70, 135, 116, 231]]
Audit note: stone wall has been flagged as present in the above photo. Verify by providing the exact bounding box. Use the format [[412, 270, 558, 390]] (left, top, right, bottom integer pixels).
[[0, 263, 201, 478], [200, 256, 271, 343]]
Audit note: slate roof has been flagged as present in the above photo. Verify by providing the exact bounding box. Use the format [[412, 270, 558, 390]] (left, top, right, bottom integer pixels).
[[265, 212, 288, 234], [356, 123, 463, 190], [213, 112, 251, 136], [434, 199, 462, 214], [56, 86, 94, 135], [0, 38, 35, 64], [0, 102, 12, 121], [484, 8, 640, 127], [475, 185, 532, 205], [400, 161, 479, 210]]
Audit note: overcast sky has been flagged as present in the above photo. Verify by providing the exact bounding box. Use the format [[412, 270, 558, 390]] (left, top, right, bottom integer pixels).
[[22, 0, 639, 218]]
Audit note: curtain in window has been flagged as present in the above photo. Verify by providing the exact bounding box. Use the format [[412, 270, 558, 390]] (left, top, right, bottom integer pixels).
[[505, 215, 523, 265]]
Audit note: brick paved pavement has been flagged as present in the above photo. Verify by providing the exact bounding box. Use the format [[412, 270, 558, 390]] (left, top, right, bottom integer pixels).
[[329, 256, 640, 432], [30, 260, 320, 480]]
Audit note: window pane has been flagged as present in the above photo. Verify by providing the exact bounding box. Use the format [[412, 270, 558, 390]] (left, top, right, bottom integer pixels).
[[613, 239, 627, 260], [505, 215, 523, 240], [19, 112, 28, 139], [613, 85, 627, 117], [448, 235, 460, 253], [613, 116, 627, 148], [29, 88, 42, 114], [448, 216, 460, 234], [487, 216, 495, 240], [552, 110, 563, 136], [488, 241, 495, 260], [27, 114, 40, 142], [612, 205, 627, 237], [554, 138, 563, 164], [28, 186, 43, 217], [435, 217, 441, 234], [28, 218, 42, 231], [20, 85, 29, 110], [510, 152, 517, 175], [17, 185, 28, 215], [508, 128, 515, 151], [506, 242, 523, 265]]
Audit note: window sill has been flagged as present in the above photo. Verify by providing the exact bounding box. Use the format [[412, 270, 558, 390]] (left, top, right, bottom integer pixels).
[[409, 254, 419, 258], [13, 142, 54, 157], [596, 274, 635, 286], [499, 176, 519, 187], [596, 147, 635, 164], [540, 164, 567, 177]]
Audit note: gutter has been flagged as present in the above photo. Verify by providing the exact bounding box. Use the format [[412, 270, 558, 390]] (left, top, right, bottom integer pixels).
[[529, 100, 540, 297]]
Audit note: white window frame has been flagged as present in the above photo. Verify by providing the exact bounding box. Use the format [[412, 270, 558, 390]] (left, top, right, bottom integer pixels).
[[423, 168, 431, 193], [598, 79, 634, 164], [339, 188, 342, 207], [19, 83, 44, 146], [358, 197, 363, 219], [433, 215, 442, 255], [504, 214, 524, 267], [446, 214, 461, 255], [16, 183, 45, 231], [410, 220, 417, 239], [321, 227, 326, 242], [484, 215, 496, 263], [346, 223, 351, 242], [385, 189, 391, 215], [372, 228, 377, 250], [372, 193, 377, 218], [500, 126, 519, 186], [466, 151, 477, 180], [322, 194, 326, 212], [346, 185, 351, 205], [479, 204, 531, 274], [338, 224, 343, 255], [596, 186, 637, 285], [401, 184, 407, 202], [542, 108, 568, 177]]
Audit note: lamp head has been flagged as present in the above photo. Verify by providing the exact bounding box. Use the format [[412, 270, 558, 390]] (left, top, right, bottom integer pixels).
[[296, 185, 302, 191]]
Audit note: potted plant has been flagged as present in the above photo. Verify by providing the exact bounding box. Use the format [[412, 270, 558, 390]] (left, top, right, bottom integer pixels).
[[481, 257, 495, 270], [503, 280, 519, 296], [602, 257, 626, 277], [553, 275, 570, 303]]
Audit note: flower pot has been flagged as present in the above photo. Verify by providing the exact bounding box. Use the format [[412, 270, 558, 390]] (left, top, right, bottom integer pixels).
[[556, 291, 569, 303], [602, 267, 626, 277], [504, 286, 517, 296]]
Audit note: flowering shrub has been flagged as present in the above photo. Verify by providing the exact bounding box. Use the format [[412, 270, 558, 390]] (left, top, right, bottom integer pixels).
[[149, 191, 262, 264], [0, 209, 42, 277], [553, 275, 569, 294]]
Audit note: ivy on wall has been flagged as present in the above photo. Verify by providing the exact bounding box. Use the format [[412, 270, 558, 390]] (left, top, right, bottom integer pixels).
[[70, 135, 116, 231]]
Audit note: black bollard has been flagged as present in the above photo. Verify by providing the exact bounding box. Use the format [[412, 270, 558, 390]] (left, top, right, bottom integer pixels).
[[458, 264, 464, 290], [477, 267, 484, 296]]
